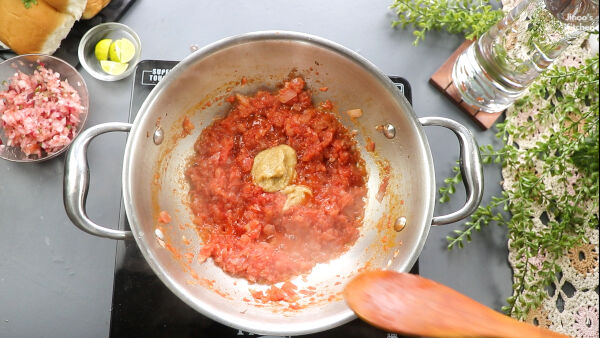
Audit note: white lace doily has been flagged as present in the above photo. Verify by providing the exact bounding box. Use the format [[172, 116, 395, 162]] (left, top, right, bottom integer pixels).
[[500, 1, 599, 337]]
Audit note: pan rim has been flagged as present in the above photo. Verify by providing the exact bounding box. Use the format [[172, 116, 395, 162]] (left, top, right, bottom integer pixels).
[[122, 30, 436, 335]]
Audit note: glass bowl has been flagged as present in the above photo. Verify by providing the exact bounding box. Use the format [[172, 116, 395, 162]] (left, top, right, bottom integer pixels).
[[78, 22, 142, 81], [0, 54, 89, 162]]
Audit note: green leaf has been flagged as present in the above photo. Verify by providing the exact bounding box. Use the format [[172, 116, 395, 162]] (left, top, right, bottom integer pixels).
[[390, 0, 503, 45], [22, 0, 37, 8]]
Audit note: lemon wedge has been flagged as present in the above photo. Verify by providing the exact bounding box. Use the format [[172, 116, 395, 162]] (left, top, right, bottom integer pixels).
[[94, 39, 112, 61], [100, 60, 129, 76], [109, 38, 136, 63]]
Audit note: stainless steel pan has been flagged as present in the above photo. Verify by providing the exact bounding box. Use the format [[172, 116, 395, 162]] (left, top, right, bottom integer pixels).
[[63, 31, 483, 335]]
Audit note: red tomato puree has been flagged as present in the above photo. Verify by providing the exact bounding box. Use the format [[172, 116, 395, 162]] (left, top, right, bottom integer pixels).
[[186, 77, 367, 284]]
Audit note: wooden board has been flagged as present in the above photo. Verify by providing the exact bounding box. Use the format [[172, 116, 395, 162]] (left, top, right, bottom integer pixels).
[[429, 40, 503, 130]]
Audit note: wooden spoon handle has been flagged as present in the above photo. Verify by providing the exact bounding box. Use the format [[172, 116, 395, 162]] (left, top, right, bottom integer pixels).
[[344, 271, 568, 338]]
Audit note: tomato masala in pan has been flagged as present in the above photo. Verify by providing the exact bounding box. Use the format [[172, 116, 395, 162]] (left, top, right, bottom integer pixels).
[[186, 77, 367, 284]]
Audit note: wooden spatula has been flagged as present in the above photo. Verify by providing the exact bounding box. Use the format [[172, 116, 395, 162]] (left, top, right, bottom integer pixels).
[[344, 270, 566, 338]]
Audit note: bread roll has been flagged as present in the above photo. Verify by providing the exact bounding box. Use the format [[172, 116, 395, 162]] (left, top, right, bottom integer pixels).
[[44, 0, 86, 18], [0, 0, 79, 55], [82, 0, 111, 19]]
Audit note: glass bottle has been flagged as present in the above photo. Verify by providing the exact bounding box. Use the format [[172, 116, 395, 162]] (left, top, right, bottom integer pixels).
[[452, 0, 599, 113]]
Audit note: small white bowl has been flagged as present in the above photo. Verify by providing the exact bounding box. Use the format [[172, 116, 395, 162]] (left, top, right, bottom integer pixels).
[[78, 22, 142, 81]]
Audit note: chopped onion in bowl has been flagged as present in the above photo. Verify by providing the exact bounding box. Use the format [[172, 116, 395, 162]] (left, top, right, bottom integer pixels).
[[0, 63, 83, 157]]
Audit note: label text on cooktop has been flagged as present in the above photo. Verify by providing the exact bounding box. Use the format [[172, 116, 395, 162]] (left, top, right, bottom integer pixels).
[[141, 68, 171, 85]]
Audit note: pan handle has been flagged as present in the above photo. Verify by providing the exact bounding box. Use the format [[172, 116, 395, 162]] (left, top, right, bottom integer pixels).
[[419, 117, 483, 226], [63, 122, 133, 240]]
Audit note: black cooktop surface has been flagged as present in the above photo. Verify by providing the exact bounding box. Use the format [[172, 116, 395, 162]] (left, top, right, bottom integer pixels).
[[109, 60, 415, 338]]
